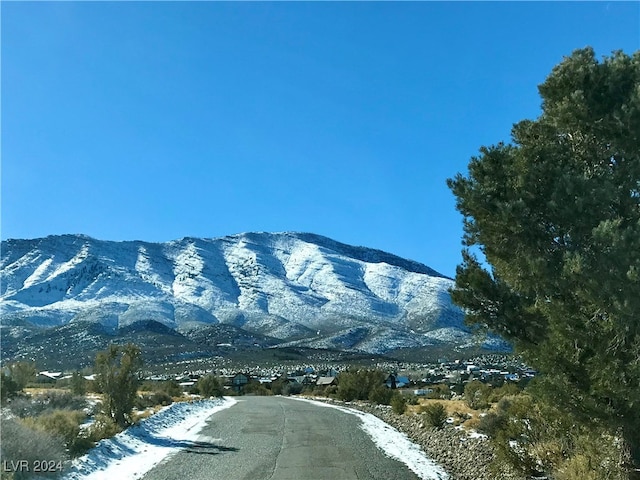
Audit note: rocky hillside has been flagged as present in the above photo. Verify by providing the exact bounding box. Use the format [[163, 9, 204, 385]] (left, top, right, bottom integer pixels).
[[1, 232, 501, 360]]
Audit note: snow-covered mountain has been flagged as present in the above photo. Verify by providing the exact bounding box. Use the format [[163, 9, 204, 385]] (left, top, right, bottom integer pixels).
[[1, 232, 485, 355]]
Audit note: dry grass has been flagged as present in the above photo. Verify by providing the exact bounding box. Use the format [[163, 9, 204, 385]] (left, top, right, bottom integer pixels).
[[409, 398, 493, 430], [132, 406, 162, 422], [24, 387, 69, 396]]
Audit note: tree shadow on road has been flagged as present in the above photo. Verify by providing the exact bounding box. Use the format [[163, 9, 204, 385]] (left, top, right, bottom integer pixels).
[[140, 433, 239, 455], [183, 442, 239, 455]]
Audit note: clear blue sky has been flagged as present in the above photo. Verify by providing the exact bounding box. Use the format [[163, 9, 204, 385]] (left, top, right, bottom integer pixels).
[[2, 2, 639, 277]]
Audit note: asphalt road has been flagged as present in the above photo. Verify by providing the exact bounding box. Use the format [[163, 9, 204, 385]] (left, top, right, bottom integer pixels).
[[141, 396, 421, 480]]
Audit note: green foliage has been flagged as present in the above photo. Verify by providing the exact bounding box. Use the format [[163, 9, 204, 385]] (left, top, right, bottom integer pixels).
[[390, 393, 407, 414], [405, 395, 420, 406], [336, 369, 385, 402], [1, 371, 21, 403], [487, 382, 521, 403], [69, 371, 86, 396], [269, 377, 286, 395], [243, 382, 272, 396], [159, 380, 182, 397], [447, 47, 640, 474], [464, 380, 491, 410], [477, 393, 626, 479], [141, 380, 182, 398], [196, 374, 223, 398], [421, 402, 448, 429], [86, 413, 122, 443], [425, 383, 451, 400], [368, 383, 394, 405], [22, 409, 91, 457], [281, 381, 303, 396], [7, 362, 36, 390], [94, 343, 143, 427]]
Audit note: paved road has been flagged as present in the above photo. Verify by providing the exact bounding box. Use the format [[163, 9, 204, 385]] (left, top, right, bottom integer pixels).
[[141, 396, 421, 480]]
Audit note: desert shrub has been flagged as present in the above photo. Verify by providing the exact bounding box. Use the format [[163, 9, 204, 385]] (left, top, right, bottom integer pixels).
[[21, 409, 91, 456], [421, 402, 448, 429], [86, 413, 122, 443], [69, 372, 87, 396], [0, 417, 66, 478], [477, 411, 506, 437], [244, 383, 272, 396], [368, 384, 393, 405], [135, 391, 173, 409], [159, 380, 182, 397], [324, 385, 338, 397], [196, 375, 224, 398], [269, 377, 286, 395], [8, 391, 88, 418], [94, 343, 143, 427], [554, 431, 626, 480], [488, 382, 520, 403], [406, 395, 420, 405], [282, 382, 303, 396], [426, 383, 451, 400], [309, 387, 325, 396], [40, 391, 88, 411], [474, 393, 623, 480], [390, 393, 407, 414], [464, 380, 491, 410], [336, 369, 385, 402], [452, 410, 472, 426], [141, 380, 181, 398], [1, 372, 21, 403]]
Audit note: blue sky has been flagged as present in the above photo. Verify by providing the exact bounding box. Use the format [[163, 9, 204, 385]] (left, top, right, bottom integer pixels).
[[2, 2, 639, 277]]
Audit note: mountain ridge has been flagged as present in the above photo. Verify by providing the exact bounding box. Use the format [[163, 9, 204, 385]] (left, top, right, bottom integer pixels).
[[1, 232, 500, 361]]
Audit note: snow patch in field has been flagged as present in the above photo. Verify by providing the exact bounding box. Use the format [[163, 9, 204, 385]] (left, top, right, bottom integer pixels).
[[62, 397, 236, 480], [292, 398, 449, 480]]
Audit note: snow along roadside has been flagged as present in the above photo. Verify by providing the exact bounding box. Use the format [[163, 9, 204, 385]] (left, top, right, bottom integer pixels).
[[62, 397, 237, 480], [291, 397, 449, 480]]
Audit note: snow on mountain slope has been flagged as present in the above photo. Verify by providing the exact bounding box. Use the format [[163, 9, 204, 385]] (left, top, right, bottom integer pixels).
[[0, 232, 473, 353]]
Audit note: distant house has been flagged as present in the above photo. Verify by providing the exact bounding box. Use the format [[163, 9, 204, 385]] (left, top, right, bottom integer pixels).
[[385, 374, 410, 389], [414, 388, 433, 396], [316, 376, 336, 387], [231, 373, 249, 392], [287, 375, 314, 385], [37, 371, 62, 383]]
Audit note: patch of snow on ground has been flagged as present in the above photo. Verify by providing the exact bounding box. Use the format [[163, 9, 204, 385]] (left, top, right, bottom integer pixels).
[[292, 397, 449, 480], [62, 397, 236, 480]]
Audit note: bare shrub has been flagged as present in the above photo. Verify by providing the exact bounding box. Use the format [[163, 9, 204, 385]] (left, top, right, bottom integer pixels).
[[22, 409, 89, 455], [0, 416, 66, 479], [86, 413, 122, 443], [135, 391, 173, 409], [9, 391, 88, 418]]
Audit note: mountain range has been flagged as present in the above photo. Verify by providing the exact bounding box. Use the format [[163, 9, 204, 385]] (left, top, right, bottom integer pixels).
[[1, 232, 505, 367]]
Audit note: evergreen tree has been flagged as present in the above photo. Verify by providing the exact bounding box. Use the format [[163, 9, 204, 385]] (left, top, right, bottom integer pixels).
[[8, 361, 36, 389], [0, 371, 20, 402], [447, 47, 640, 476], [70, 371, 86, 396], [94, 344, 143, 427]]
